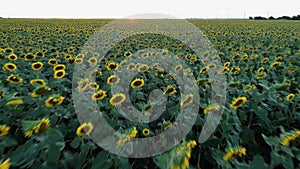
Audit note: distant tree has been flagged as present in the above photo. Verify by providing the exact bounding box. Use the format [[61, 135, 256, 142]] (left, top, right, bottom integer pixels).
[[249, 16, 253, 20], [268, 16, 275, 20], [254, 16, 267, 20], [291, 15, 300, 20], [277, 16, 291, 20]]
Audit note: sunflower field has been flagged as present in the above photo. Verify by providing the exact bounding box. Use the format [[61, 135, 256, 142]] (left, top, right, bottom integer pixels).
[[0, 18, 299, 169]]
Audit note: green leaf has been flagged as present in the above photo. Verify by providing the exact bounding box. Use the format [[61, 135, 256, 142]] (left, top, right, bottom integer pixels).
[[10, 141, 39, 168], [113, 155, 132, 169], [21, 120, 40, 131], [250, 155, 269, 169], [46, 144, 61, 164], [70, 136, 81, 149], [282, 156, 294, 169], [262, 134, 278, 147], [91, 151, 112, 169]]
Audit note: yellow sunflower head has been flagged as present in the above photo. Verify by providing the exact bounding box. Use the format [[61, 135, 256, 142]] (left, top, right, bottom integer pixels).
[[8, 53, 18, 61], [163, 85, 177, 95], [107, 75, 120, 85], [92, 90, 107, 101], [109, 93, 126, 106], [76, 122, 94, 136], [106, 62, 119, 71], [32, 61, 44, 70], [54, 70, 66, 79], [131, 78, 145, 88], [48, 58, 58, 66], [142, 128, 150, 136], [0, 125, 10, 137], [230, 97, 247, 109], [6, 74, 23, 84], [2, 63, 17, 71]]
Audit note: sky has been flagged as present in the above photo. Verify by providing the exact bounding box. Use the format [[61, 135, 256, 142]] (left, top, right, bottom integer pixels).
[[0, 0, 299, 19]]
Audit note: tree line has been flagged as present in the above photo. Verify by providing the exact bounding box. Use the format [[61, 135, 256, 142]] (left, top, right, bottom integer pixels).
[[249, 15, 300, 20]]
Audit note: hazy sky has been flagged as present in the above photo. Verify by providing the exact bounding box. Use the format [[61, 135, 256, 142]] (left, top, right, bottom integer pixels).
[[0, 0, 299, 19]]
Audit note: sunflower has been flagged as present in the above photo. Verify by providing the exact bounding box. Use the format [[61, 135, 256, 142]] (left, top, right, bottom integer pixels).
[[260, 58, 269, 64], [117, 127, 138, 147], [0, 158, 10, 169], [138, 64, 149, 72], [150, 63, 159, 70], [287, 66, 298, 73], [107, 75, 120, 85], [31, 86, 51, 97], [32, 61, 44, 70], [163, 85, 177, 95], [190, 56, 197, 63], [77, 79, 90, 91], [223, 147, 247, 161], [53, 64, 66, 71], [231, 53, 240, 60], [241, 53, 248, 61], [175, 64, 183, 71], [2, 63, 17, 71], [110, 93, 126, 106], [48, 58, 58, 66], [256, 72, 267, 80], [24, 53, 36, 61], [218, 67, 229, 74], [8, 53, 17, 61], [6, 99, 23, 106], [286, 94, 295, 101], [54, 70, 66, 79], [141, 52, 150, 58], [200, 67, 208, 74], [33, 118, 50, 134], [142, 128, 150, 136], [164, 123, 173, 131], [223, 62, 230, 68], [131, 78, 144, 88], [64, 54, 73, 60], [76, 122, 94, 136], [90, 70, 102, 77], [0, 125, 10, 137], [127, 63, 136, 70], [45, 96, 64, 107], [76, 53, 85, 59], [229, 67, 240, 74], [24, 118, 50, 137], [124, 51, 132, 57], [208, 63, 217, 70], [243, 85, 256, 93], [88, 57, 97, 66], [257, 67, 264, 74], [36, 52, 45, 58], [270, 62, 281, 68], [92, 90, 107, 101], [230, 97, 247, 109], [250, 54, 258, 61], [30, 79, 46, 85], [67, 47, 75, 53], [281, 130, 300, 146], [6, 74, 23, 84], [74, 58, 83, 64], [89, 82, 99, 90], [4, 47, 13, 53], [106, 62, 119, 71], [203, 104, 221, 114]]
